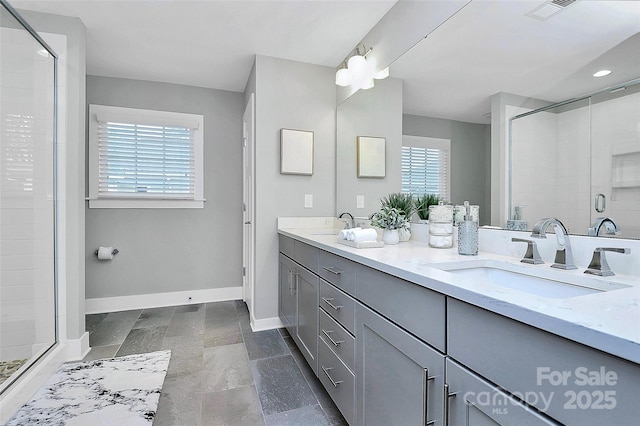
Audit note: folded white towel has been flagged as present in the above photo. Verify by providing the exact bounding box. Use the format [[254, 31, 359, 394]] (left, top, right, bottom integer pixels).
[[350, 228, 378, 243], [338, 229, 349, 240], [345, 227, 361, 241]]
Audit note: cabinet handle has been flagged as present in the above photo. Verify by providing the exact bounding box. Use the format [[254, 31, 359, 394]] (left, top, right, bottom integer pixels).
[[322, 266, 343, 275], [443, 383, 458, 426], [321, 297, 343, 311], [321, 366, 343, 388], [321, 329, 344, 347], [289, 270, 298, 295], [423, 368, 437, 425]]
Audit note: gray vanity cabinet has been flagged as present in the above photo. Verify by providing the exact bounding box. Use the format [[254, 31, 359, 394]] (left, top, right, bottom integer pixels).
[[355, 303, 446, 426], [278, 253, 296, 334], [445, 358, 558, 426], [278, 236, 319, 375]]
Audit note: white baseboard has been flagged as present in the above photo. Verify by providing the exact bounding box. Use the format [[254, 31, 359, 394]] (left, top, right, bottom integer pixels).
[[251, 315, 284, 332], [0, 336, 86, 424], [85, 286, 243, 314]]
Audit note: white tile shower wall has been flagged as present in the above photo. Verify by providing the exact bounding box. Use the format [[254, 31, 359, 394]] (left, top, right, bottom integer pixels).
[[0, 27, 56, 361], [556, 106, 591, 235], [510, 110, 558, 226], [592, 92, 640, 238]]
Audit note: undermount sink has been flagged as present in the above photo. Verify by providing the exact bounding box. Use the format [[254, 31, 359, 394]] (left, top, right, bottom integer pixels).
[[433, 261, 631, 299]]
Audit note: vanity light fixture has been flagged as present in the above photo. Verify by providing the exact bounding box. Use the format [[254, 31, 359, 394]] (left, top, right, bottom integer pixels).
[[593, 69, 612, 77], [335, 43, 389, 90]]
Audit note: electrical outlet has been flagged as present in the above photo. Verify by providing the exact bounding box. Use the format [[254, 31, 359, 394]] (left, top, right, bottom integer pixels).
[[357, 195, 365, 209], [304, 194, 313, 208]]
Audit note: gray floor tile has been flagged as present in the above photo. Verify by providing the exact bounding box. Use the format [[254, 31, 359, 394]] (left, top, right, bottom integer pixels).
[[155, 370, 203, 426], [165, 311, 205, 338], [251, 355, 317, 416], [115, 325, 168, 357], [243, 329, 290, 360], [284, 338, 347, 425], [89, 317, 137, 347], [205, 300, 239, 321], [202, 343, 253, 393], [162, 335, 204, 376], [201, 386, 265, 426], [204, 316, 242, 348], [133, 306, 175, 329], [265, 404, 331, 426], [85, 313, 108, 333], [174, 303, 204, 314], [82, 344, 119, 362], [103, 309, 143, 323]]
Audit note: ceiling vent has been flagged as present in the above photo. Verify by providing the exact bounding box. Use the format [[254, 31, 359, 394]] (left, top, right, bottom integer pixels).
[[527, 0, 577, 21]]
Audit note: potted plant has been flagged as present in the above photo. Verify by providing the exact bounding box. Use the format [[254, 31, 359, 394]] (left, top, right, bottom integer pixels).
[[380, 192, 414, 241], [412, 194, 440, 242], [370, 205, 408, 245]]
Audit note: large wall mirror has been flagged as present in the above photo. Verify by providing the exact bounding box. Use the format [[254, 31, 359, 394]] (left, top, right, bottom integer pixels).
[[336, 0, 639, 238]]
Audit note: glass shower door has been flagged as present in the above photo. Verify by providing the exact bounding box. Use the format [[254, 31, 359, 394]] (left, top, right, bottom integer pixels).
[[0, 1, 57, 393]]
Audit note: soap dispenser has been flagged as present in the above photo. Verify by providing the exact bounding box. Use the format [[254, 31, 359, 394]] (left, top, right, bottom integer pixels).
[[458, 201, 478, 256]]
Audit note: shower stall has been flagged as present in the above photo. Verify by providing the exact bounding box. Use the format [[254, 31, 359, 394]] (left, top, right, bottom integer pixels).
[[0, 0, 57, 394], [509, 79, 640, 239]]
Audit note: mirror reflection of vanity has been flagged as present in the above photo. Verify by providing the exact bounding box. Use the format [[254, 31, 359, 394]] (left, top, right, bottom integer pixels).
[[336, 0, 639, 239]]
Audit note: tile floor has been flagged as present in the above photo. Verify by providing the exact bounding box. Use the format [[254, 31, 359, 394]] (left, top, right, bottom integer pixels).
[[85, 300, 347, 426]]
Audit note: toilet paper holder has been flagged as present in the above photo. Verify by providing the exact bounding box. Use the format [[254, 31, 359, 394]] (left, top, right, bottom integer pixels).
[[95, 248, 119, 256]]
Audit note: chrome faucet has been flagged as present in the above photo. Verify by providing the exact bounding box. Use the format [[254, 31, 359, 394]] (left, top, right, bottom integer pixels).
[[530, 218, 577, 270], [511, 238, 544, 264], [584, 247, 631, 277], [588, 217, 621, 237], [338, 212, 355, 229]]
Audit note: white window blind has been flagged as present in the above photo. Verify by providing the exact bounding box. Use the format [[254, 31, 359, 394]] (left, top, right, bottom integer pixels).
[[97, 121, 194, 198], [401, 135, 450, 201], [89, 105, 204, 208]]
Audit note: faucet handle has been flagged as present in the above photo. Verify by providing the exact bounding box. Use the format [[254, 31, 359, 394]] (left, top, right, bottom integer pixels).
[[512, 238, 544, 264], [584, 247, 631, 277]]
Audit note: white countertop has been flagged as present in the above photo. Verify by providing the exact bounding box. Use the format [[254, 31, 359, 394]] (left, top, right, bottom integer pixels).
[[278, 225, 640, 364]]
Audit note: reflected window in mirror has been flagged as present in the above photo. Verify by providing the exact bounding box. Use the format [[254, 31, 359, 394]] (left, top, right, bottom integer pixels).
[[401, 135, 450, 201]]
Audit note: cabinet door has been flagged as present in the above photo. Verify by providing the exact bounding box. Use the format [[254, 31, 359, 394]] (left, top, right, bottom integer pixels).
[[278, 253, 296, 335], [445, 358, 558, 426], [356, 303, 445, 426], [296, 265, 318, 375]]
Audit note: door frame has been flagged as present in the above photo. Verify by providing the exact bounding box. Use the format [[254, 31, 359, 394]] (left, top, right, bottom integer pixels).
[[242, 93, 256, 322]]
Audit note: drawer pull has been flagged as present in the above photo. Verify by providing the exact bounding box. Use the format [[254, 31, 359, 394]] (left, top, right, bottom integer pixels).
[[443, 383, 458, 426], [423, 368, 437, 426], [321, 329, 344, 347], [321, 297, 343, 311], [322, 266, 343, 275], [321, 366, 343, 388]]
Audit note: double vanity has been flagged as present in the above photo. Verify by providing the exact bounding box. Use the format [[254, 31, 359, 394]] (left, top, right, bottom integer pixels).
[[278, 219, 639, 426]]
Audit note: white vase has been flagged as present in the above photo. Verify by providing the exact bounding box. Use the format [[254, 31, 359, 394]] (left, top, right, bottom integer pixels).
[[399, 226, 411, 242], [382, 229, 400, 245], [410, 220, 429, 243]]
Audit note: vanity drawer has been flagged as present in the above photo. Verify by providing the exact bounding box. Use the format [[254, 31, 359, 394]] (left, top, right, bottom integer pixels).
[[320, 279, 356, 334], [319, 307, 355, 371], [318, 337, 355, 425], [294, 240, 318, 274], [318, 250, 357, 295], [448, 298, 640, 425], [279, 234, 294, 259], [356, 265, 446, 352]]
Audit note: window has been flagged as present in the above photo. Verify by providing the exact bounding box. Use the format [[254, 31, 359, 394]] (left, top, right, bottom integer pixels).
[[401, 135, 450, 201], [89, 104, 204, 208]]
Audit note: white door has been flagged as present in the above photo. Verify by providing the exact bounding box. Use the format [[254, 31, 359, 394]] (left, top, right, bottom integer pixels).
[[242, 94, 256, 320]]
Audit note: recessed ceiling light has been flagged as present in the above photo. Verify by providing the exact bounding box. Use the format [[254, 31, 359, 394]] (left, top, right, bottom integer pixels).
[[593, 70, 612, 77]]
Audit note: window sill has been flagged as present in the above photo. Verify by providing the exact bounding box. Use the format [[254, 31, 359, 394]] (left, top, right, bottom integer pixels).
[[88, 199, 205, 209]]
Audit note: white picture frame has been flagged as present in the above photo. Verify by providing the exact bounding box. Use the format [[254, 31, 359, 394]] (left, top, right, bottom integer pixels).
[[357, 136, 386, 178], [280, 128, 314, 175]]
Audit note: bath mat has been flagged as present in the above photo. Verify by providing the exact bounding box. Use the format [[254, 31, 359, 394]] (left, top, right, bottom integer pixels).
[[7, 350, 171, 426]]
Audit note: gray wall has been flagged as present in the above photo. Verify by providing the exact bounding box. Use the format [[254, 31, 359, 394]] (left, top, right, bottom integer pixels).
[[253, 55, 336, 321], [336, 78, 403, 216], [403, 114, 491, 225], [21, 10, 87, 340], [85, 76, 244, 298]]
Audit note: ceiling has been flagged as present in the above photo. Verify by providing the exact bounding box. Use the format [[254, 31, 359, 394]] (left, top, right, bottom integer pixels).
[[392, 0, 640, 123], [8, 0, 640, 124], [9, 0, 396, 92]]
